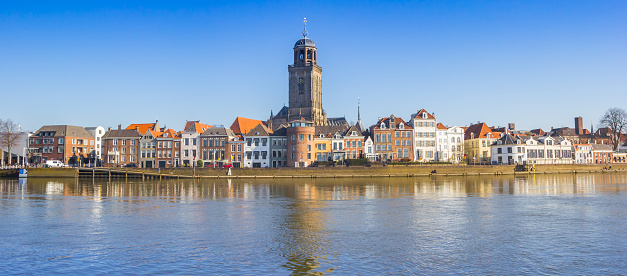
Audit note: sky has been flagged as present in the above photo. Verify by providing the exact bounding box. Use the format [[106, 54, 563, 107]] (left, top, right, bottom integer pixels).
[[1, 0, 626, 133]]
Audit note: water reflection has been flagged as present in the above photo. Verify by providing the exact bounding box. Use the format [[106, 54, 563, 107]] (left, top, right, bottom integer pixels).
[[1, 173, 626, 199], [0, 174, 626, 274]]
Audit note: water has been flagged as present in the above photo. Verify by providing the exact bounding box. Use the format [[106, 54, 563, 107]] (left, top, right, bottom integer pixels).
[[1, 174, 626, 275]]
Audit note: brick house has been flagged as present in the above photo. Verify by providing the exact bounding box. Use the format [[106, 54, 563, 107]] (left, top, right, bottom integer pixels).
[[155, 129, 181, 168], [29, 125, 95, 166], [591, 144, 613, 164], [200, 127, 237, 167], [371, 115, 413, 162], [102, 127, 142, 167]]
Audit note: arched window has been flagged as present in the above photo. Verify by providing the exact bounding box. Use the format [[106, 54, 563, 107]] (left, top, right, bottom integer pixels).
[[307, 50, 312, 59], [451, 137, 455, 143]]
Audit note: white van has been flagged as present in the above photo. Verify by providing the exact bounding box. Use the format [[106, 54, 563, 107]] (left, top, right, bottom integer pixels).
[[45, 160, 65, 168]]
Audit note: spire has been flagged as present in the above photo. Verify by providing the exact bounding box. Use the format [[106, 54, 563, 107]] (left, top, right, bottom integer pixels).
[[357, 97, 361, 122], [302, 17, 308, 38]]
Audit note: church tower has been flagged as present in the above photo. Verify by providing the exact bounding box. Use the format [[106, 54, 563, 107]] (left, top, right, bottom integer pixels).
[[288, 18, 327, 125]]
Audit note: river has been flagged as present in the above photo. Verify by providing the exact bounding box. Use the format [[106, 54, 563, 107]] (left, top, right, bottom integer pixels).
[[1, 174, 626, 274]]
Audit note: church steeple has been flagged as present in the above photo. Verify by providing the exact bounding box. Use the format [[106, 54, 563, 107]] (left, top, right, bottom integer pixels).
[[288, 18, 326, 126]]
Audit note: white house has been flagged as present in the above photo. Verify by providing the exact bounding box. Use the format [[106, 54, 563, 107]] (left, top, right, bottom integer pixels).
[[409, 109, 437, 162], [436, 124, 465, 163], [180, 121, 211, 167], [243, 123, 272, 168], [490, 133, 526, 165], [573, 144, 593, 164], [525, 136, 574, 164], [85, 126, 105, 161], [364, 135, 375, 161]]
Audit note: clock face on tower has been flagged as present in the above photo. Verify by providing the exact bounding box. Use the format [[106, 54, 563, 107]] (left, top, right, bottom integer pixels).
[[298, 78, 304, 84]]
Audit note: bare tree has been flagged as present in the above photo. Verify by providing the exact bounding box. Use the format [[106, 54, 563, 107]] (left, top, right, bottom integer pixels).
[[0, 119, 22, 165], [599, 107, 627, 150]]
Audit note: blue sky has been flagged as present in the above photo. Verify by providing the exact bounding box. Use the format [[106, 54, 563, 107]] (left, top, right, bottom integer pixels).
[[2, 0, 626, 132]]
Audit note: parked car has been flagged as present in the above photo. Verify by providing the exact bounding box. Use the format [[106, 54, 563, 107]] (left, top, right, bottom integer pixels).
[[123, 163, 138, 168], [45, 160, 65, 168]]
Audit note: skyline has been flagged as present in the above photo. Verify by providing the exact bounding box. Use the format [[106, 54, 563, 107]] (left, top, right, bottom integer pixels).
[[2, 1, 626, 132]]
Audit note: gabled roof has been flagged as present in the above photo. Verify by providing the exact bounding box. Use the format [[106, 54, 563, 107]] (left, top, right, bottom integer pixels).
[[344, 125, 363, 137], [372, 115, 412, 130], [102, 129, 142, 139], [156, 129, 180, 139], [244, 123, 273, 137], [34, 125, 94, 139], [411, 109, 435, 120], [272, 106, 289, 119], [184, 121, 212, 134], [436, 123, 448, 130], [465, 122, 498, 140], [126, 123, 157, 135], [145, 129, 162, 138], [494, 133, 520, 145], [530, 128, 545, 136], [230, 117, 264, 135]]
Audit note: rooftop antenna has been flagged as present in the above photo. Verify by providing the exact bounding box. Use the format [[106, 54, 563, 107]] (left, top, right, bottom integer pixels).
[[302, 17, 308, 38]]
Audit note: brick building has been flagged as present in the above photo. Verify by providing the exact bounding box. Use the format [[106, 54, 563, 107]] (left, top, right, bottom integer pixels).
[[102, 127, 142, 167], [29, 125, 95, 166]]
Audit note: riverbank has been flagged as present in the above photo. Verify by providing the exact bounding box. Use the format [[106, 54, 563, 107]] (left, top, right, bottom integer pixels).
[[4, 164, 626, 179]]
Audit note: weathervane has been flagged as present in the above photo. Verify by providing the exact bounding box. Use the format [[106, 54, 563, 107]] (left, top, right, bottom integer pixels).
[[302, 17, 308, 38]]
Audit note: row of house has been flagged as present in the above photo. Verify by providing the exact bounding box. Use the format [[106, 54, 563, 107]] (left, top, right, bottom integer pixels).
[[25, 112, 627, 168]]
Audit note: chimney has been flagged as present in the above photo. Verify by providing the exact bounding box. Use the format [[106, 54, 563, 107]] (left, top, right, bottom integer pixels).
[[118, 124, 122, 130], [575, 117, 583, 135], [108, 127, 112, 131], [508, 123, 515, 130]]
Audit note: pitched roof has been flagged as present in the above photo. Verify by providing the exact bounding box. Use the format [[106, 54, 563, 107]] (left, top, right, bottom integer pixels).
[[272, 106, 289, 119], [372, 115, 412, 130], [411, 109, 435, 120], [344, 125, 364, 136], [591, 144, 613, 151], [244, 123, 273, 136], [494, 133, 519, 145], [201, 127, 235, 137], [315, 124, 350, 137], [157, 129, 180, 139], [464, 123, 500, 140], [271, 125, 287, 136], [126, 123, 157, 135], [230, 117, 264, 135], [436, 123, 448, 130], [102, 129, 142, 139], [183, 121, 212, 134], [34, 125, 94, 139], [530, 128, 545, 136]]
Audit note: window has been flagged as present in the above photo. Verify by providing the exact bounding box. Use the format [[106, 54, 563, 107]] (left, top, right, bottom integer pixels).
[[498, 148, 502, 154], [376, 134, 381, 142], [507, 147, 512, 153], [299, 134, 304, 141], [192, 150, 196, 158], [307, 145, 311, 151], [262, 138, 267, 146], [184, 150, 189, 157], [122, 140, 127, 146], [59, 138, 64, 144], [291, 134, 296, 141], [131, 140, 135, 146], [261, 151, 267, 159], [112, 139, 116, 146], [192, 139, 197, 146], [254, 138, 260, 146]]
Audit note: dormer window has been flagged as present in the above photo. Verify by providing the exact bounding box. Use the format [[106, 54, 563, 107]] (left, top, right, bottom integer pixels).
[[486, 133, 491, 139], [352, 131, 356, 136], [400, 123, 404, 130], [381, 123, 386, 129], [422, 113, 427, 119]]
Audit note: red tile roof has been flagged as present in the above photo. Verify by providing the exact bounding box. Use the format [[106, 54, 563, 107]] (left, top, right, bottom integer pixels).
[[412, 109, 435, 119], [184, 121, 212, 134], [230, 117, 264, 135], [436, 123, 447, 130], [126, 123, 157, 135]]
